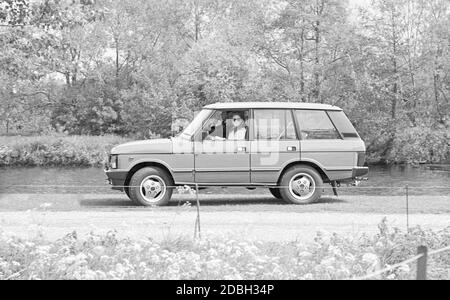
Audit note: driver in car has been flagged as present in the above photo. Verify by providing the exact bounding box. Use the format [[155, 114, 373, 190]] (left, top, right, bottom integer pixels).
[[228, 112, 247, 140]]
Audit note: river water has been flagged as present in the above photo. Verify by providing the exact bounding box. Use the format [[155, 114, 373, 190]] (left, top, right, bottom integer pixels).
[[0, 165, 449, 196]]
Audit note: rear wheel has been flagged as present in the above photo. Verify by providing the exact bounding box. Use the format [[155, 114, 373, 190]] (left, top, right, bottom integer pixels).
[[129, 167, 173, 206], [269, 188, 282, 199], [279, 165, 323, 204]]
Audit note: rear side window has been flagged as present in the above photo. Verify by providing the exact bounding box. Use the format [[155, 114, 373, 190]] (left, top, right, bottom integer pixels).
[[254, 109, 297, 140], [295, 110, 341, 140], [328, 111, 359, 138]]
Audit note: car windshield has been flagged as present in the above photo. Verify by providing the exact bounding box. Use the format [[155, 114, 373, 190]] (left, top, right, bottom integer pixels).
[[178, 109, 212, 139]]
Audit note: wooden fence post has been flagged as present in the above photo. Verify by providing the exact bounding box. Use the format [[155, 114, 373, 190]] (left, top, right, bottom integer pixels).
[[416, 246, 428, 280], [405, 185, 410, 232], [194, 184, 201, 239]]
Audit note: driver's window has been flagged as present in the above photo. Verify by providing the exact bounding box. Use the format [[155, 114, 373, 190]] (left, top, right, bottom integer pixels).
[[201, 110, 249, 141], [202, 110, 225, 140]]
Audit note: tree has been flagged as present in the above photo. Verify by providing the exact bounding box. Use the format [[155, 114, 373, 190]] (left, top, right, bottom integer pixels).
[[0, 0, 448, 163], [254, 0, 352, 103]]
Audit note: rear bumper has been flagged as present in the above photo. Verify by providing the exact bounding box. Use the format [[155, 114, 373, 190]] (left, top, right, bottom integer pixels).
[[352, 167, 369, 179], [105, 169, 128, 191]]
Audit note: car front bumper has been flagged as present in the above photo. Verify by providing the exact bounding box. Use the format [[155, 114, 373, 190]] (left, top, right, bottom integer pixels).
[[105, 168, 128, 191]]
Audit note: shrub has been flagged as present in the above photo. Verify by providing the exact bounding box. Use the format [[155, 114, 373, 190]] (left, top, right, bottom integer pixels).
[[389, 127, 449, 164], [0, 135, 130, 167], [0, 220, 448, 280]]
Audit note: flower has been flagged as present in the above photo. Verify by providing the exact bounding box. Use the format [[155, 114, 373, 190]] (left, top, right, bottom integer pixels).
[[321, 257, 336, 267], [362, 253, 379, 265], [92, 246, 105, 256], [398, 264, 410, 274], [299, 251, 313, 258], [0, 220, 446, 280]]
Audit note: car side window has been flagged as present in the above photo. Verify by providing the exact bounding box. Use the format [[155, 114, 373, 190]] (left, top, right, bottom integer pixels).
[[202, 110, 225, 140], [328, 111, 359, 138], [295, 110, 341, 140], [254, 109, 297, 140], [201, 110, 250, 141]]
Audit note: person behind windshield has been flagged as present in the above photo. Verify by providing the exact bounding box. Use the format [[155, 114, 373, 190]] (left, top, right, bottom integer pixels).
[[228, 112, 247, 140]]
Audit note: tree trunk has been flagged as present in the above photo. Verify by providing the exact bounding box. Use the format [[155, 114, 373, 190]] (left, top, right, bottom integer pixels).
[[194, 0, 200, 42], [65, 73, 71, 86], [433, 47, 445, 124], [300, 27, 305, 102], [312, 0, 324, 103], [313, 20, 321, 102], [390, 9, 399, 121], [386, 4, 401, 161]]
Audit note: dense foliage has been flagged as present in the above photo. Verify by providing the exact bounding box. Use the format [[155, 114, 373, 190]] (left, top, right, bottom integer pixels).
[[0, 219, 448, 280], [0, 135, 129, 167], [0, 0, 449, 163]]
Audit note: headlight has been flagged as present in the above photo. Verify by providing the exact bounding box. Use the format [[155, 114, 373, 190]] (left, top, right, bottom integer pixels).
[[109, 154, 119, 169]]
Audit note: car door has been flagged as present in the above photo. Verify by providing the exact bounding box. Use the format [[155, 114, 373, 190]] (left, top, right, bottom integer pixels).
[[194, 110, 251, 184], [251, 109, 300, 184]]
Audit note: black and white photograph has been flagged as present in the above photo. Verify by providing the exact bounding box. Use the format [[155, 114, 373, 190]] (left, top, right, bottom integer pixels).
[[0, 0, 449, 284]]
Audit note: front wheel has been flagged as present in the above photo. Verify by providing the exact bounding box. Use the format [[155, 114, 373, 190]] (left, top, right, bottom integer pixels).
[[129, 167, 173, 206], [279, 165, 323, 204], [124, 187, 139, 205]]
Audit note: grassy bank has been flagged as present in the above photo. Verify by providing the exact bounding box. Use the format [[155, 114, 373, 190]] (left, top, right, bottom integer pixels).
[[0, 135, 130, 167], [0, 220, 448, 280], [1, 134, 448, 168]]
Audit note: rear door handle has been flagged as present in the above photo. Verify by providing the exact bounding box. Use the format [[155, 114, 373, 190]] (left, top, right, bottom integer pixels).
[[237, 147, 247, 152], [287, 146, 297, 151]]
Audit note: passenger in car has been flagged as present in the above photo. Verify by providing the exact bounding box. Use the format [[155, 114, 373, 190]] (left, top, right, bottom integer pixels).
[[228, 112, 247, 141]]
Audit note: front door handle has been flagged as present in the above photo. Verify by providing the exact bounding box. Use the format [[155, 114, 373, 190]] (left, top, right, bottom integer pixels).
[[287, 146, 297, 152], [237, 147, 247, 152]]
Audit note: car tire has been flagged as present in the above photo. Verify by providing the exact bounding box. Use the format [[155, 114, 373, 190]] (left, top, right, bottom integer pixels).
[[279, 165, 323, 204], [124, 186, 139, 205], [129, 167, 173, 207], [269, 188, 282, 199]]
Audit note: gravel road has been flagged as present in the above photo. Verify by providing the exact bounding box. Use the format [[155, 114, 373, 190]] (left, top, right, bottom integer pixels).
[[0, 210, 449, 242], [0, 193, 448, 242]]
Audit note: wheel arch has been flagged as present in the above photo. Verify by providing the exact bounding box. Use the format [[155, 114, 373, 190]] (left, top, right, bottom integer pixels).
[[278, 160, 330, 184], [124, 161, 175, 190]]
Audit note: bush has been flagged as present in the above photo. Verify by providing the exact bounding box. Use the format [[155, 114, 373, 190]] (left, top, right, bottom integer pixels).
[[51, 82, 125, 136], [0, 135, 130, 167], [390, 127, 449, 164], [0, 220, 448, 280]]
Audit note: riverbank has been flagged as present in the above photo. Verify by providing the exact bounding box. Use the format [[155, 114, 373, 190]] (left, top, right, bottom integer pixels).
[[0, 135, 129, 167], [1, 135, 449, 167]]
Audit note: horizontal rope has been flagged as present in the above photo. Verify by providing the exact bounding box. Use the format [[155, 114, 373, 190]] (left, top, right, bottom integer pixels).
[[0, 185, 449, 189], [354, 253, 424, 280], [354, 244, 450, 280], [428, 245, 450, 256]]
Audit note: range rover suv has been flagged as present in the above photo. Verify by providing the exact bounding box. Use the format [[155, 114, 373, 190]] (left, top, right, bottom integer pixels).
[[105, 102, 369, 206]]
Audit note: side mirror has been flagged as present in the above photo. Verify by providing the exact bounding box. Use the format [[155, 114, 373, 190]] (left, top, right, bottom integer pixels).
[[202, 131, 208, 141]]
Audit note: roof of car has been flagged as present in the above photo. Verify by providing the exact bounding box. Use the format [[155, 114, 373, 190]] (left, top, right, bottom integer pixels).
[[204, 102, 342, 111]]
